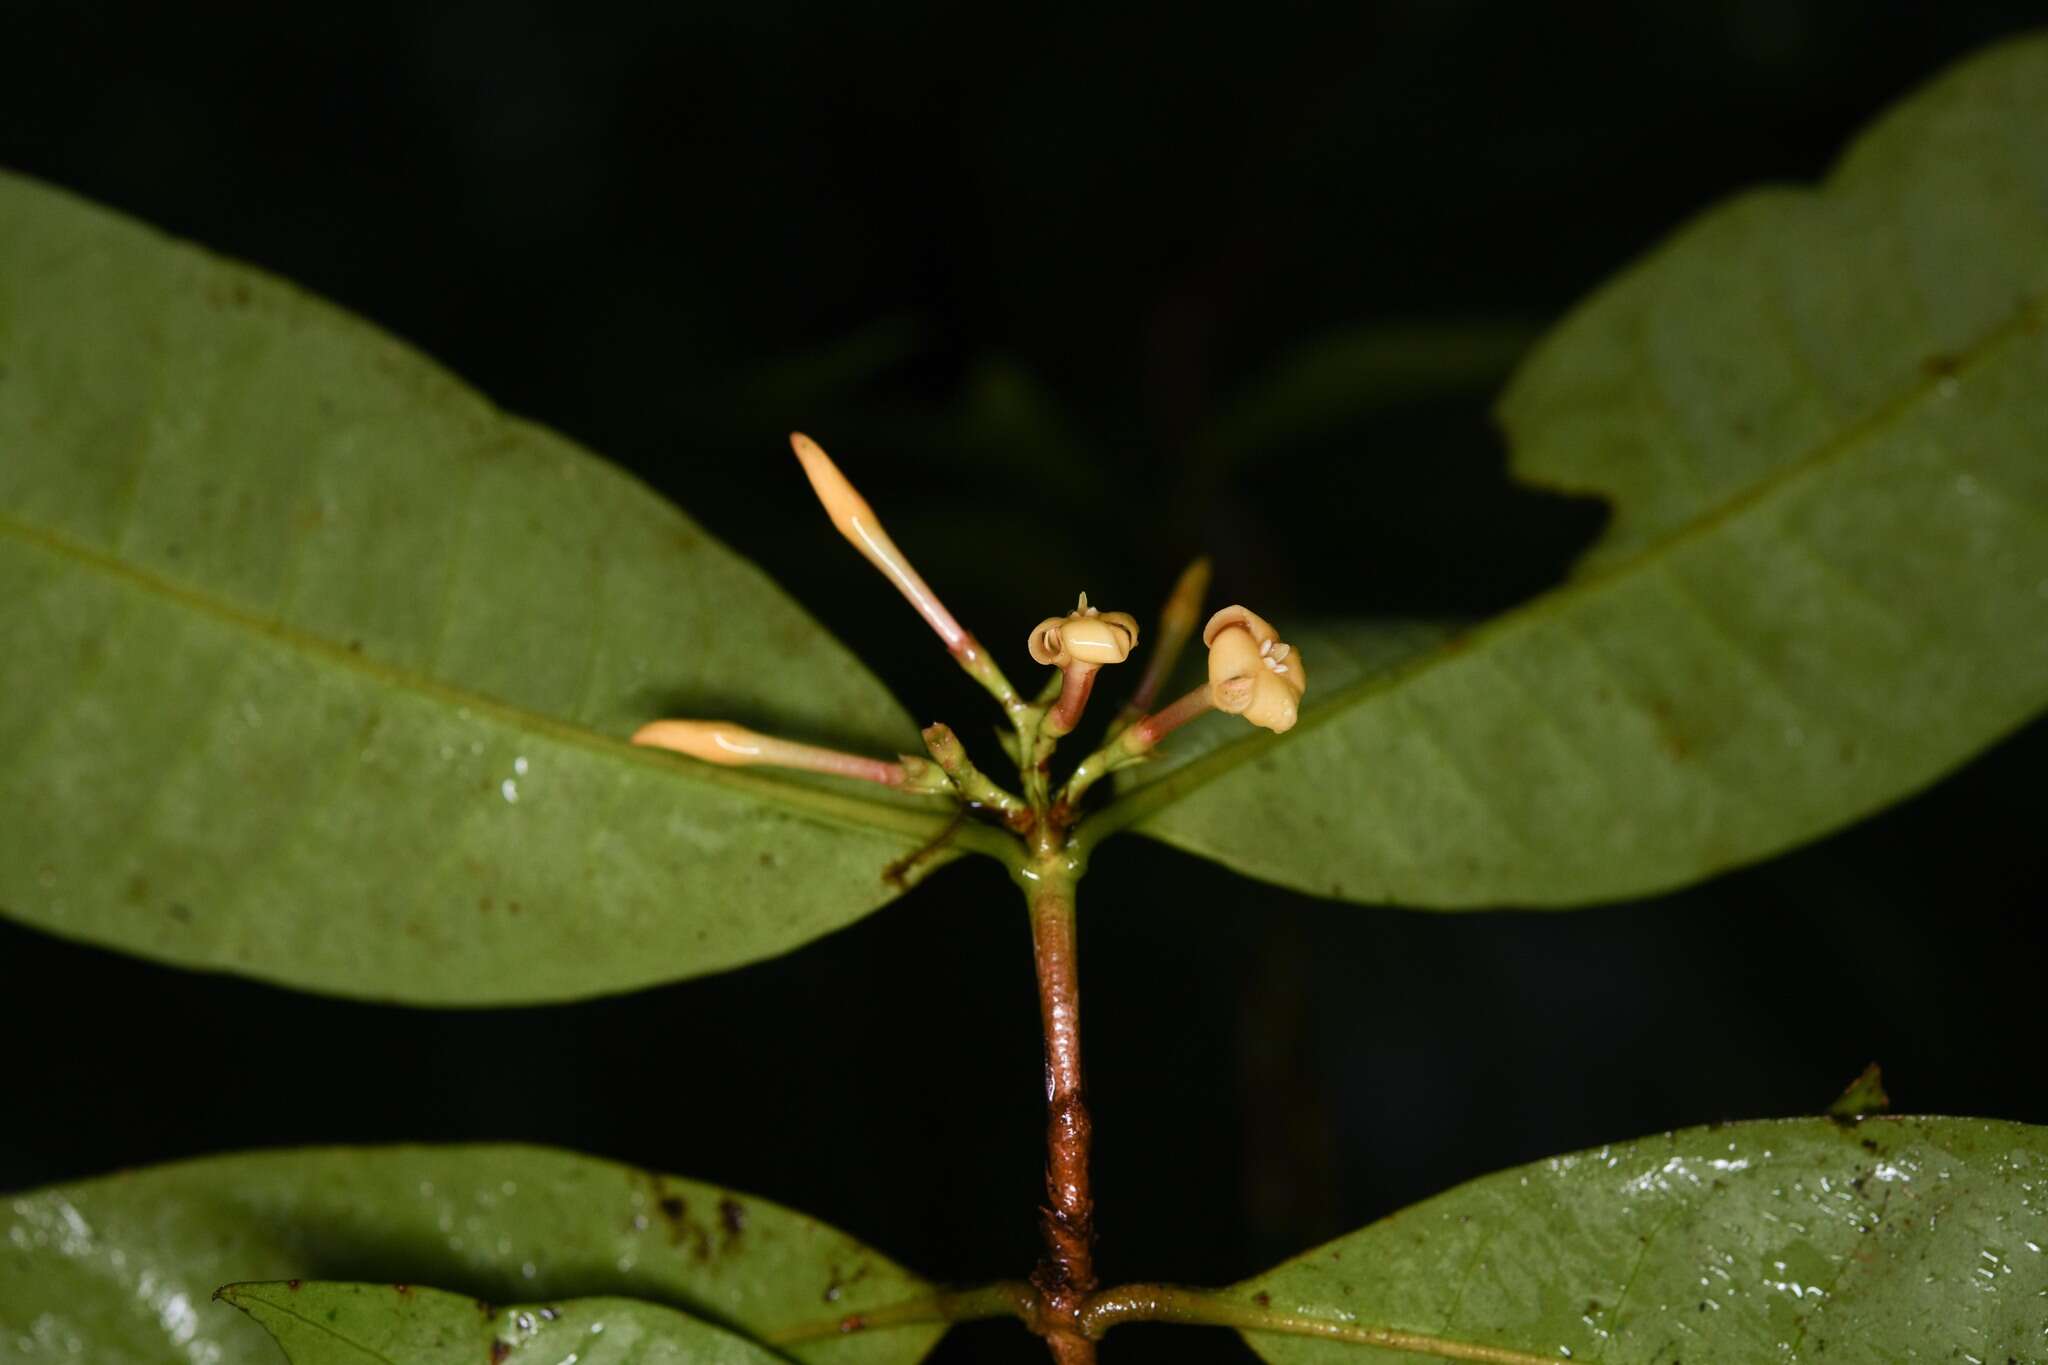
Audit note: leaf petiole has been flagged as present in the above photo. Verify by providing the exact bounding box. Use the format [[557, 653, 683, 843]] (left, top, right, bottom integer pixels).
[[1076, 1283, 1559, 1363], [769, 1276, 1563, 1364]]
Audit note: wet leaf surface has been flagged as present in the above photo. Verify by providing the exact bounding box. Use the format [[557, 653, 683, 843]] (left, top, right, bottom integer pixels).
[[220, 1281, 783, 1365], [1235, 1117, 2048, 1364], [1119, 35, 2048, 908], [0, 1145, 940, 1365], [0, 171, 951, 1003]]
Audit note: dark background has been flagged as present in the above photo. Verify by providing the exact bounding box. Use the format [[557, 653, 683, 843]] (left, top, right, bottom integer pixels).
[[4, 4, 2046, 1361]]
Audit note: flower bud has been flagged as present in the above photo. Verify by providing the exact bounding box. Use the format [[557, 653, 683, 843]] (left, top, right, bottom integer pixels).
[[789, 432, 967, 650], [632, 719, 909, 787], [1203, 605, 1307, 733], [1029, 593, 1139, 668]]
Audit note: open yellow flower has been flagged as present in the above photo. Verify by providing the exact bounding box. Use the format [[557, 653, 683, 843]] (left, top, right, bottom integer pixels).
[[1028, 593, 1139, 668], [1203, 605, 1306, 733]]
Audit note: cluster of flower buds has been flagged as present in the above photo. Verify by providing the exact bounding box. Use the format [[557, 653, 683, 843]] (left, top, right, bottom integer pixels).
[[632, 433, 1306, 819]]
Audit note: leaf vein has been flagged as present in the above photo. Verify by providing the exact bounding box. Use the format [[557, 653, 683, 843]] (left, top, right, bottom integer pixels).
[[1091, 285, 2046, 843], [0, 511, 953, 846]]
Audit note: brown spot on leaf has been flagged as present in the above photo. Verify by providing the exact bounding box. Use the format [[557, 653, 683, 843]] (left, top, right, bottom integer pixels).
[[287, 1279, 300, 1291], [1253, 1292, 1271, 1307], [654, 1186, 689, 1246], [1649, 697, 1691, 761], [720, 1197, 747, 1236], [490, 1340, 512, 1364]]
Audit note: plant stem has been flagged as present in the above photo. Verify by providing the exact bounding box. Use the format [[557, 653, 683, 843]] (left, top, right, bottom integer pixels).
[[1022, 851, 1096, 1362], [769, 1277, 1563, 1364], [1058, 683, 1216, 809], [1122, 683, 1215, 749], [953, 632, 1030, 726], [922, 723, 1029, 825], [1044, 662, 1100, 738], [1075, 1283, 1558, 1363], [1111, 554, 1211, 735]]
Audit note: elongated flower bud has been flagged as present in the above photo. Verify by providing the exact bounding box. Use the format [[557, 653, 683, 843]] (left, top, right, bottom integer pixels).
[[633, 719, 908, 786], [789, 432, 966, 649]]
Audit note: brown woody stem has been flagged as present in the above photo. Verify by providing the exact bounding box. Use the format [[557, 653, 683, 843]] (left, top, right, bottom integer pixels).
[[1024, 851, 1096, 1362]]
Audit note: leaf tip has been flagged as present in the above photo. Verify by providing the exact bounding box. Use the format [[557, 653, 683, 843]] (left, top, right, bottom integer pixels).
[[1828, 1062, 1892, 1121]]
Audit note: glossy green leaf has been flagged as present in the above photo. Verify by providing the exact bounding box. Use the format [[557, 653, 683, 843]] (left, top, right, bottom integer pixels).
[[220, 1281, 782, 1365], [0, 169, 957, 1004], [1230, 1117, 2048, 1364], [0, 1145, 941, 1365], [1116, 35, 2048, 907]]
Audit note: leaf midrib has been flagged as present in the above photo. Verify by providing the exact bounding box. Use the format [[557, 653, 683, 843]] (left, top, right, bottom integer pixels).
[[0, 510, 952, 845], [220, 1287, 402, 1365], [1088, 290, 2047, 846]]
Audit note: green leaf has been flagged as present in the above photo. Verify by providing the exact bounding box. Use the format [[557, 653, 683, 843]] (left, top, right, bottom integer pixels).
[[1827, 1063, 1891, 1120], [220, 1281, 782, 1365], [1112, 35, 2048, 907], [0, 169, 959, 1004], [0, 1145, 941, 1365], [1229, 1117, 2048, 1364]]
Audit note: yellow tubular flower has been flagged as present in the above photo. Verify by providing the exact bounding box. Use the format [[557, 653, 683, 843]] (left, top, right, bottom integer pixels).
[[1203, 605, 1307, 733]]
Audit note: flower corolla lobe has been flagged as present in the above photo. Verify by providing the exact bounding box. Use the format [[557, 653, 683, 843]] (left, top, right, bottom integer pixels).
[[1029, 593, 1139, 668], [1203, 605, 1306, 733]]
